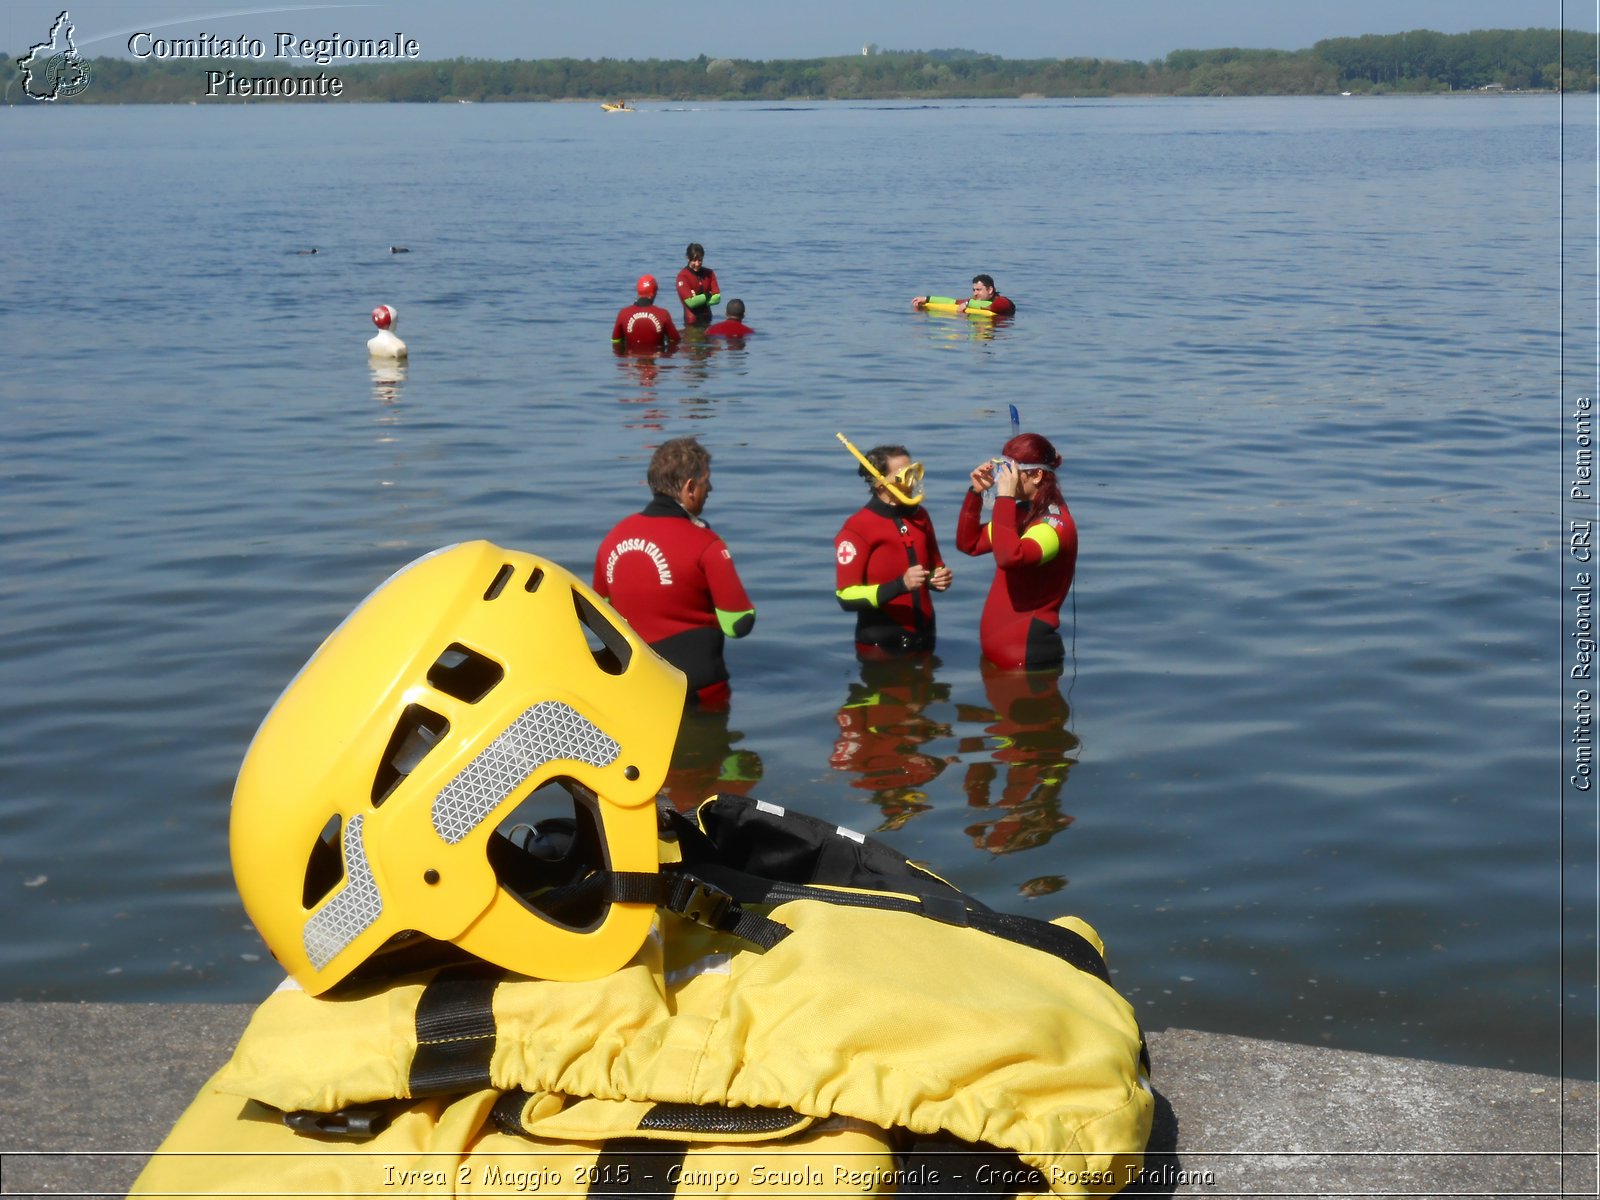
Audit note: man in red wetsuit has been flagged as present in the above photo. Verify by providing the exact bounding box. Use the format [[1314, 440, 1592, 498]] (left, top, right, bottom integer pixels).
[[911, 273, 1016, 316], [834, 443, 952, 656], [956, 432, 1076, 671], [594, 436, 755, 709], [611, 275, 681, 352], [705, 298, 754, 338], [675, 242, 721, 328]]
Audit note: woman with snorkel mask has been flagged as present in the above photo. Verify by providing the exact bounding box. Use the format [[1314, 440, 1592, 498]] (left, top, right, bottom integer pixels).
[[957, 432, 1077, 671], [834, 439, 952, 658]]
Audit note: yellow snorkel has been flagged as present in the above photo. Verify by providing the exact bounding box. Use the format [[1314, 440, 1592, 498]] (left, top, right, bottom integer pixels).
[[837, 432, 924, 506]]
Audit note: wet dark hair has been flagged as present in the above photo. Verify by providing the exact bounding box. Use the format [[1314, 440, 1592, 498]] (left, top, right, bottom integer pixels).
[[685, 242, 706, 261], [860, 443, 910, 485], [972, 274, 996, 290], [726, 299, 745, 320], [1002, 432, 1064, 521]]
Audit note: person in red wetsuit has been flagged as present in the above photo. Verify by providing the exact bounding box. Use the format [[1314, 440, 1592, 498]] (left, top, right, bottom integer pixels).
[[911, 273, 1016, 316], [594, 436, 755, 709], [956, 432, 1076, 671], [611, 274, 681, 352], [834, 443, 952, 656], [675, 242, 721, 328], [705, 298, 754, 338]]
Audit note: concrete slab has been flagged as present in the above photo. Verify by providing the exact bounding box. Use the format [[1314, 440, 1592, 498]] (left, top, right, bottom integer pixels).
[[0, 1004, 1593, 1197]]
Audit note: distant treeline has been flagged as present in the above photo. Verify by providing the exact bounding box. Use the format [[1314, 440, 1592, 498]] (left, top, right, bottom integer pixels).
[[14, 27, 1596, 104]]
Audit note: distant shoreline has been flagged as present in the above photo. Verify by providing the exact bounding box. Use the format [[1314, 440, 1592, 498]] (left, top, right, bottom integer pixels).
[[3, 92, 1569, 109], [8, 29, 1591, 104]]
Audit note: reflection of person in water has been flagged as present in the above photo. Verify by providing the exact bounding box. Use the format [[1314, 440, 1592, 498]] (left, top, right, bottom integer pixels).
[[829, 652, 953, 830], [370, 360, 406, 406], [961, 660, 1077, 854], [659, 706, 764, 812]]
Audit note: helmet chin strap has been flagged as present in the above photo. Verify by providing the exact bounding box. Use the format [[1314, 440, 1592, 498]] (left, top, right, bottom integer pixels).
[[836, 433, 922, 506]]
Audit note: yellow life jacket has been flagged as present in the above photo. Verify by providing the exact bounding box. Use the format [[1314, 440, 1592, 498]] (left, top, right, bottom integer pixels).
[[133, 796, 1153, 1198]]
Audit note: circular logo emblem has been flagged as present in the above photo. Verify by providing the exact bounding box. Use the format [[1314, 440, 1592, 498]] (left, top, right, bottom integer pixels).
[[836, 540, 857, 565]]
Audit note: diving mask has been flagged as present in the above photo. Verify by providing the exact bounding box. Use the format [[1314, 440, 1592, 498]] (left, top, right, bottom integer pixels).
[[836, 433, 925, 507], [886, 461, 925, 503], [994, 457, 1053, 475]]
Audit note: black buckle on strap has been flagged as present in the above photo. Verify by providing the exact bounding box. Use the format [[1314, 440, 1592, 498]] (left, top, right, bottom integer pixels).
[[668, 875, 734, 928], [283, 1105, 392, 1140]]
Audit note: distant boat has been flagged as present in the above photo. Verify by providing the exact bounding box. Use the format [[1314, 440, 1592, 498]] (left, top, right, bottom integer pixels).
[[601, 101, 634, 113]]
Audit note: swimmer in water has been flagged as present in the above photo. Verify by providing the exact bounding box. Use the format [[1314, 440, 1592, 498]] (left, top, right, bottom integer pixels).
[[611, 275, 682, 352], [367, 304, 407, 359], [912, 274, 1015, 316]]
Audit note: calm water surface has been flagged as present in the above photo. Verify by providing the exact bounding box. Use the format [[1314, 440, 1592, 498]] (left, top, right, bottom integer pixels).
[[1, 96, 1585, 1074]]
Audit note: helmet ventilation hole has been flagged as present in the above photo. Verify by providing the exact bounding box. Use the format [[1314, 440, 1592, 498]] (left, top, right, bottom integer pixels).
[[484, 563, 514, 600], [371, 704, 450, 806], [572, 591, 632, 676], [303, 814, 345, 909], [524, 567, 545, 593], [427, 643, 504, 703]]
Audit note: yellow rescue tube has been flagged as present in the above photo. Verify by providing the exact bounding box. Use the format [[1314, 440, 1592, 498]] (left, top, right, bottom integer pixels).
[[921, 300, 994, 319]]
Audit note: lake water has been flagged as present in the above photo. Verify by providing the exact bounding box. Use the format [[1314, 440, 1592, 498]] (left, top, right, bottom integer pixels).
[[1, 95, 1587, 1076]]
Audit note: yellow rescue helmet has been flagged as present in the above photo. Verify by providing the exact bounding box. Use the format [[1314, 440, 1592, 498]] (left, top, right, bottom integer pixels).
[[230, 541, 686, 995]]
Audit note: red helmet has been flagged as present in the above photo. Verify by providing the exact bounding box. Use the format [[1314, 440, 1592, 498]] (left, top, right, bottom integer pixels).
[[371, 304, 397, 330], [636, 275, 658, 299]]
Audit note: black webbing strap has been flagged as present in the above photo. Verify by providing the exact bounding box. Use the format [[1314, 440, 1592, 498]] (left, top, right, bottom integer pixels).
[[894, 1136, 1049, 1196], [586, 1137, 688, 1199], [281, 1103, 393, 1140], [490, 1088, 535, 1135], [638, 1102, 806, 1136], [668, 860, 1112, 986], [963, 909, 1112, 987], [408, 965, 501, 1096], [514, 828, 1107, 982], [659, 871, 790, 950], [658, 803, 1115, 984], [601, 869, 791, 950]]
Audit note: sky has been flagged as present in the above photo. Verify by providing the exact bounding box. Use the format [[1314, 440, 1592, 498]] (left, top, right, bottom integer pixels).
[[3, 0, 1585, 63]]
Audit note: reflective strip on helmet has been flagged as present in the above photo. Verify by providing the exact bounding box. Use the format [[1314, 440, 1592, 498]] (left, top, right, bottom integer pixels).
[[432, 701, 620, 845], [303, 813, 384, 971]]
